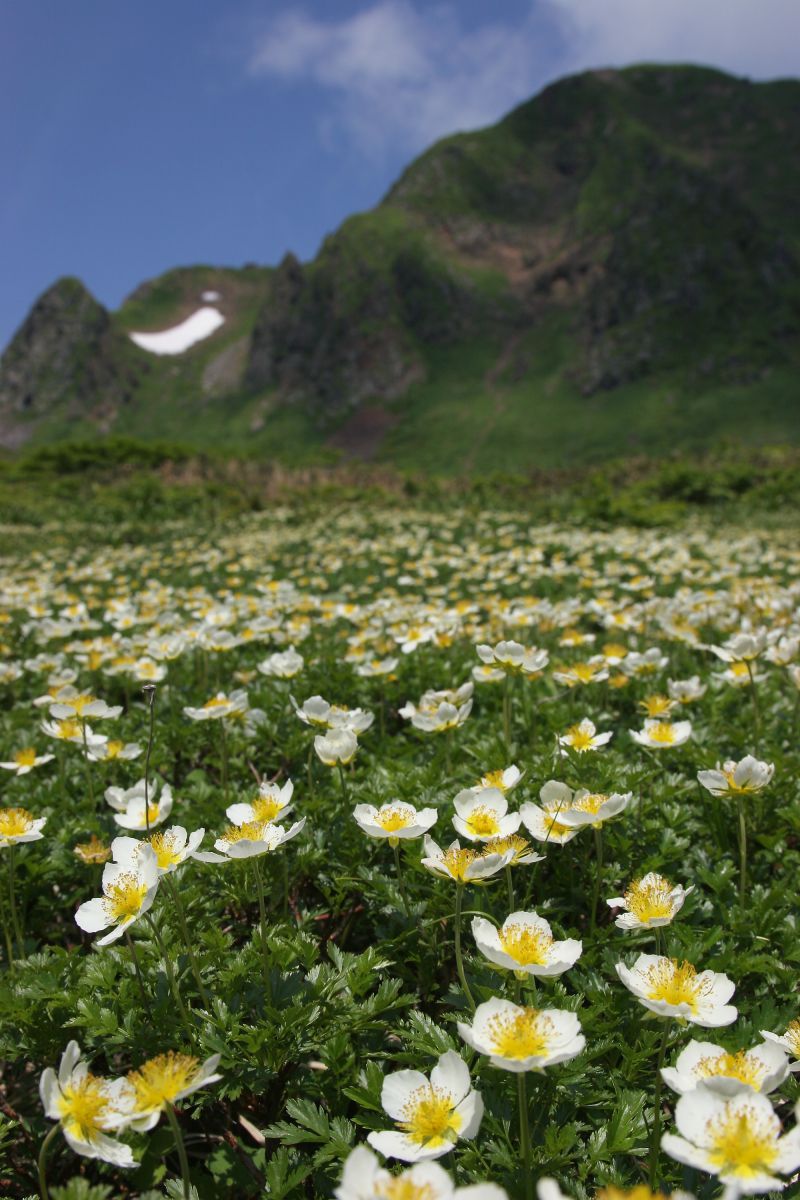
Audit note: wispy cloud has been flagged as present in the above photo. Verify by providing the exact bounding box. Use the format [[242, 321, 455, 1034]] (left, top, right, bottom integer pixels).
[[247, 0, 800, 159]]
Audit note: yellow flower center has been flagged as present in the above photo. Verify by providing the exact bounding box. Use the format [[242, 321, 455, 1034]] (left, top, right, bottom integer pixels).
[[784, 1019, 800, 1057], [57, 1074, 111, 1142], [696, 1051, 766, 1089], [723, 770, 758, 794], [376, 805, 416, 833], [465, 807, 501, 837], [57, 719, 82, 739], [596, 1190, 666, 1200], [441, 847, 481, 881], [570, 792, 607, 815], [105, 873, 148, 921], [647, 722, 677, 745], [147, 832, 182, 869], [0, 807, 34, 838], [640, 696, 674, 717], [644, 959, 707, 1011], [705, 1107, 778, 1177], [487, 1008, 554, 1059], [624, 876, 675, 924], [485, 834, 530, 862], [603, 643, 627, 659], [105, 741, 124, 759], [128, 1052, 199, 1111], [572, 662, 600, 683], [481, 769, 507, 790], [381, 1180, 436, 1200], [221, 820, 265, 845], [565, 725, 594, 751], [498, 923, 554, 966], [74, 835, 111, 864], [14, 748, 38, 767], [203, 696, 230, 709], [399, 1085, 461, 1147], [731, 662, 750, 679], [251, 795, 286, 823], [70, 695, 96, 716]]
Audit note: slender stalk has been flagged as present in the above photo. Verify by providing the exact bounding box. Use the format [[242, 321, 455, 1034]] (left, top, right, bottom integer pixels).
[[505, 865, 516, 913], [37, 1121, 60, 1200], [7, 846, 24, 957], [253, 856, 272, 1003], [57, 751, 66, 806], [337, 763, 348, 804], [654, 926, 666, 958], [445, 728, 453, 775], [307, 741, 315, 800], [454, 884, 475, 1010], [219, 719, 229, 807], [143, 685, 157, 835], [80, 720, 95, 808], [0, 901, 13, 968], [392, 842, 411, 917], [744, 660, 761, 755], [517, 1072, 533, 1200], [145, 914, 193, 1035], [590, 825, 604, 936], [164, 875, 211, 1007], [738, 794, 747, 906], [649, 1023, 670, 1189], [503, 675, 511, 755], [165, 1102, 192, 1200], [124, 931, 151, 1016]]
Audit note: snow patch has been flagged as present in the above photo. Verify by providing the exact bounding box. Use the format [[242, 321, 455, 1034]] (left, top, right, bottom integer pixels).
[[129, 307, 225, 356]]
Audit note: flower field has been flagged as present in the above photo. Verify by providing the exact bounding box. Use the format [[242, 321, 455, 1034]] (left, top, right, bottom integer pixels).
[[1, 506, 800, 1200]]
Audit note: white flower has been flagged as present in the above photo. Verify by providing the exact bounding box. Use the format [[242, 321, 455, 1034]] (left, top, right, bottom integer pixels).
[[41, 717, 107, 746], [475, 766, 523, 794], [353, 802, 437, 844], [551, 659, 608, 688], [355, 657, 398, 678], [452, 788, 521, 843], [421, 836, 512, 883], [458, 997, 585, 1073], [630, 719, 692, 749], [519, 782, 582, 846], [399, 684, 473, 719], [709, 631, 768, 663], [367, 1051, 483, 1162], [226, 779, 294, 826], [39, 1041, 135, 1167], [183, 690, 248, 721], [258, 646, 304, 678], [292, 695, 373, 734], [471, 912, 581, 978], [0, 806, 47, 848], [87, 740, 142, 763], [661, 1039, 789, 1096], [621, 648, 669, 677], [315, 729, 358, 765], [75, 846, 159, 945], [472, 664, 506, 684], [616, 954, 737, 1027], [607, 873, 693, 929], [662, 1087, 800, 1192], [668, 676, 707, 703], [105, 779, 173, 831], [537, 1180, 692, 1200], [475, 640, 549, 677], [111, 827, 205, 875], [556, 789, 631, 829], [196, 816, 306, 862], [557, 719, 613, 754], [121, 1052, 222, 1131], [761, 1021, 800, 1072], [697, 756, 774, 796], [409, 700, 472, 734], [336, 1144, 507, 1200], [0, 747, 54, 775], [49, 690, 122, 721]]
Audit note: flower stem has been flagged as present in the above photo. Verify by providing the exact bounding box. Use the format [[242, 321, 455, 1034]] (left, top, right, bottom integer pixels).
[[165, 1102, 192, 1200], [37, 1121, 60, 1200], [219, 719, 229, 807], [738, 794, 747, 906], [454, 884, 475, 1010], [392, 842, 411, 917], [143, 685, 157, 835], [745, 660, 761, 755], [124, 930, 151, 1017], [253, 856, 272, 1004], [503, 675, 512, 755], [80, 720, 95, 809], [145, 913, 193, 1035], [337, 763, 348, 804], [649, 1022, 670, 1189], [307, 741, 315, 800], [517, 1071, 533, 1200], [164, 875, 211, 1007], [505, 865, 516, 913], [7, 846, 24, 957], [590, 826, 604, 936]]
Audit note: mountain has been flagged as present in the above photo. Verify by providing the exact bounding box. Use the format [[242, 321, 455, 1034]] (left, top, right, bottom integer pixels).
[[2, 64, 799, 472]]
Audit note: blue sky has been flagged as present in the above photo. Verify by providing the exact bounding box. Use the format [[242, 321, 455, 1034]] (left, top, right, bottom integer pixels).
[[2, 0, 799, 349]]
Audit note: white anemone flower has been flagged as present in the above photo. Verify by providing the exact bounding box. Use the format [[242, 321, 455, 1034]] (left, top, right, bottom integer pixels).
[[475, 765, 523, 794], [355, 657, 399, 678], [75, 846, 159, 945], [258, 646, 304, 678], [557, 719, 613, 755], [607, 873, 694, 929], [121, 1052, 222, 1132], [662, 1087, 800, 1193], [709, 631, 768, 663], [0, 806, 47, 848], [315, 729, 358, 766], [227, 779, 294, 827], [39, 1041, 135, 1167], [49, 690, 122, 721], [472, 664, 506, 684], [353, 802, 437, 845], [519, 782, 582, 846], [761, 1020, 800, 1072], [421, 836, 512, 883], [110, 827, 205, 875], [471, 912, 582, 978], [616, 954, 737, 1027], [0, 747, 54, 775], [537, 1181, 693, 1200], [292, 695, 373, 734], [105, 779, 173, 831], [556, 789, 631, 829], [697, 756, 774, 796], [475, 640, 549, 678], [409, 700, 472, 734], [183, 690, 248, 721], [630, 720, 692, 749], [458, 997, 585, 1073], [336, 1144, 507, 1200], [452, 788, 521, 843], [661, 1039, 789, 1096], [87, 740, 142, 763], [196, 816, 306, 862], [367, 1050, 483, 1162], [668, 676, 707, 703], [41, 718, 107, 746]]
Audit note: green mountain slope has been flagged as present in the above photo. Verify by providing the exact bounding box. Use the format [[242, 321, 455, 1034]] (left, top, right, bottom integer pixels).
[[2, 64, 799, 471]]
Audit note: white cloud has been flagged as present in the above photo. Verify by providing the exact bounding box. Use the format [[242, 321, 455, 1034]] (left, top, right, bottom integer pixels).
[[247, 0, 800, 158]]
